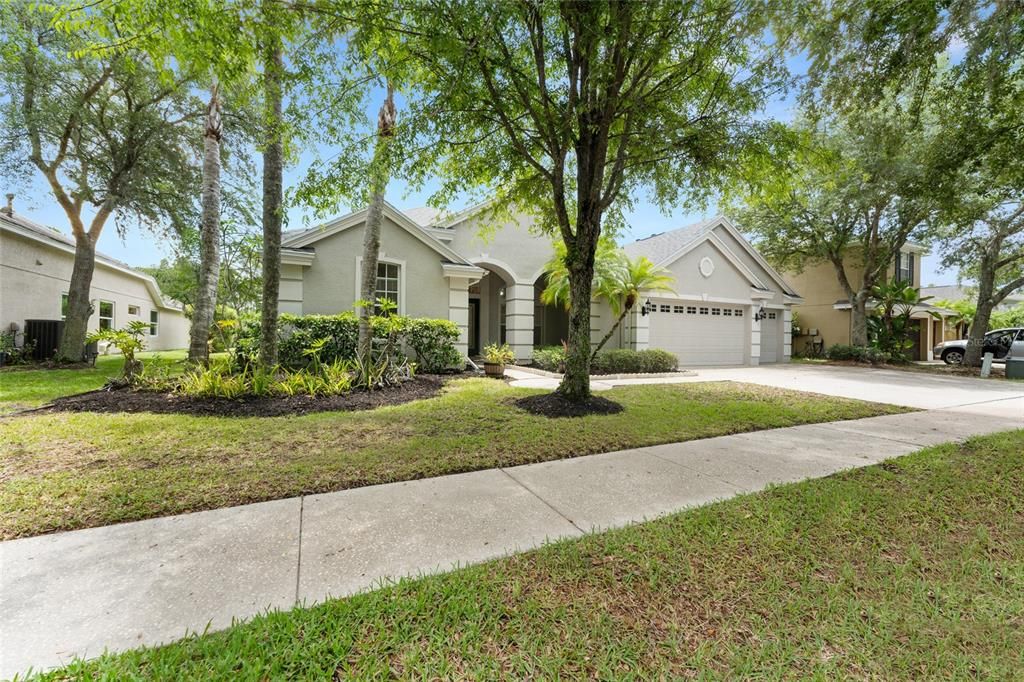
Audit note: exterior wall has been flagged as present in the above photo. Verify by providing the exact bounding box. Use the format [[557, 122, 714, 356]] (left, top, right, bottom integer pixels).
[[297, 215, 451, 319], [0, 229, 188, 351], [448, 209, 551, 285], [710, 226, 788, 305], [279, 263, 304, 315], [663, 240, 758, 303], [784, 246, 926, 354]]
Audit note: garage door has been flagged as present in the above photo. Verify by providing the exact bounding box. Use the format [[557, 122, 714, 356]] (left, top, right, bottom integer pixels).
[[648, 300, 747, 367], [760, 311, 780, 364]]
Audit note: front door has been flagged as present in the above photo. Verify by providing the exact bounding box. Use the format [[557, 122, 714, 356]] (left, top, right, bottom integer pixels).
[[468, 299, 480, 356]]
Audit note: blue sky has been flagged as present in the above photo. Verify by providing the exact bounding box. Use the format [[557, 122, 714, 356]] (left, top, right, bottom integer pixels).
[[8, 50, 956, 288]]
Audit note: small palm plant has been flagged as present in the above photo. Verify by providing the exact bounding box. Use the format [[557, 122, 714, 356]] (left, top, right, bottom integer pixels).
[[868, 281, 937, 362], [86, 320, 149, 384], [541, 240, 675, 359]]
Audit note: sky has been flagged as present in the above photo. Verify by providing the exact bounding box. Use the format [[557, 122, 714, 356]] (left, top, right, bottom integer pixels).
[[5, 43, 956, 289]]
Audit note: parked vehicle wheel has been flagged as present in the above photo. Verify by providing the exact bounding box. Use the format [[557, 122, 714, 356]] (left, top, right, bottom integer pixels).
[[942, 349, 964, 365]]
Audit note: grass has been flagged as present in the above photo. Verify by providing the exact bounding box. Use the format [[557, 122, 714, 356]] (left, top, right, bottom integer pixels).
[[0, 379, 909, 540], [0, 350, 195, 413], [29, 429, 1024, 680]]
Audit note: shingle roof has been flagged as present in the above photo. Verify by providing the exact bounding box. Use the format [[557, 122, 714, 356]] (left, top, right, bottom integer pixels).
[[622, 216, 721, 264], [403, 206, 444, 227]]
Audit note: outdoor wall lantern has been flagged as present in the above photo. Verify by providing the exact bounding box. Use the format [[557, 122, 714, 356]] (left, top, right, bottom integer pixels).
[[754, 305, 767, 322], [640, 299, 655, 316]]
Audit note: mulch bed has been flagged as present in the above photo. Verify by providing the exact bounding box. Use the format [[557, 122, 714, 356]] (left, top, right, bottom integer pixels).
[[41, 375, 449, 417], [514, 392, 624, 418]]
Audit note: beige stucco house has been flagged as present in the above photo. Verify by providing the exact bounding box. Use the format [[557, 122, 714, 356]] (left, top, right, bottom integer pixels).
[[279, 205, 800, 367], [783, 244, 958, 360], [0, 208, 189, 356]]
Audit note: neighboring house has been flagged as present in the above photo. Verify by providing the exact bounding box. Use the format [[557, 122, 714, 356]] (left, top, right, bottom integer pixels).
[[279, 205, 800, 367], [921, 284, 1024, 311], [0, 206, 189, 355], [783, 245, 958, 360]]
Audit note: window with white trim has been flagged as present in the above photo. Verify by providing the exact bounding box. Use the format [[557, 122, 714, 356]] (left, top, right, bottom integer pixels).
[[150, 310, 159, 336], [375, 262, 400, 313], [98, 300, 114, 330], [895, 251, 914, 285], [128, 305, 140, 316]]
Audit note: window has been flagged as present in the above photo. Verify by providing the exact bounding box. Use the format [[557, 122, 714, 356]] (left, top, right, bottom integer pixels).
[[735, 309, 744, 317], [128, 305, 140, 316], [98, 300, 114, 330], [686, 306, 697, 314], [60, 293, 69, 320], [659, 304, 671, 313], [699, 307, 709, 315], [711, 307, 721, 316], [723, 309, 733, 316], [673, 305, 685, 314], [375, 262, 400, 313], [149, 310, 159, 336], [895, 251, 914, 285], [768, 312, 777, 320]]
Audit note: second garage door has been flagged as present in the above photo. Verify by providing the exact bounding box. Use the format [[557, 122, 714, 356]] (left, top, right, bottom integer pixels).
[[648, 300, 747, 367]]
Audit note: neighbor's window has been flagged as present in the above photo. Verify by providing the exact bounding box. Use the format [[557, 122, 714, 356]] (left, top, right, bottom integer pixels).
[[98, 300, 114, 330], [375, 262, 400, 313], [128, 305, 140, 316], [61, 293, 69, 320], [895, 251, 914, 284], [149, 310, 159, 336]]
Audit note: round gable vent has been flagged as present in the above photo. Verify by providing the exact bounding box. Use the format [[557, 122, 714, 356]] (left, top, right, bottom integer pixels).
[[699, 256, 715, 278]]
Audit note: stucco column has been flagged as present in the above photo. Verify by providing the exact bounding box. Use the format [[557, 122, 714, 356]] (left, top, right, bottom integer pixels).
[[631, 306, 650, 351], [749, 303, 762, 366], [505, 283, 535, 362], [782, 308, 792, 363], [446, 278, 471, 358]]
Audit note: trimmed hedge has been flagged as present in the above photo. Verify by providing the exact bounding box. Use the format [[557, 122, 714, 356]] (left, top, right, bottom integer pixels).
[[235, 313, 462, 373], [531, 346, 679, 375], [825, 344, 894, 365]]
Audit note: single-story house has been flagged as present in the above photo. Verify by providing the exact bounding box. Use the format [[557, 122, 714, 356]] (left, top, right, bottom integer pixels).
[[0, 205, 189, 355], [278, 203, 800, 367], [783, 244, 958, 360]]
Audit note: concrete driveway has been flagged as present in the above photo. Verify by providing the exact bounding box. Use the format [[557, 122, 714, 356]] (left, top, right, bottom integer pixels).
[[510, 364, 1024, 420]]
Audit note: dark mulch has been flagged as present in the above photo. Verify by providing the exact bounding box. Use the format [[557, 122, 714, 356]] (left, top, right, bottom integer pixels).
[[41, 375, 448, 417], [514, 392, 624, 418]]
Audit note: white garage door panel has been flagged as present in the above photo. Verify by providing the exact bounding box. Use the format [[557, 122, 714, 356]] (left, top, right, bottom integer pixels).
[[760, 313, 780, 364], [648, 300, 746, 367]]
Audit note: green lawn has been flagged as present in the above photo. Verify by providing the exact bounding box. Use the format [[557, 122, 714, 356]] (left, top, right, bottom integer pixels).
[[31, 429, 1024, 680], [0, 350, 192, 413], [0, 378, 909, 539]]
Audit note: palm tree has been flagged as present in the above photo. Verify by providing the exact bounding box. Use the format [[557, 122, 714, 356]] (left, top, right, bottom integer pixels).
[[868, 281, 936, 360], [541, 242, 675, 360], [189, 79, 222, 365]]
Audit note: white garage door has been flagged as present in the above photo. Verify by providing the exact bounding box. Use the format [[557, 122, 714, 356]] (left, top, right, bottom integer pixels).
[[760, 311, 781, 364], [648, 300, 747, 367]]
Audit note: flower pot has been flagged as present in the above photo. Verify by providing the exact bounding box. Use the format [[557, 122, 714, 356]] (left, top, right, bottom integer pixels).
[[483, 362, 505, 378]]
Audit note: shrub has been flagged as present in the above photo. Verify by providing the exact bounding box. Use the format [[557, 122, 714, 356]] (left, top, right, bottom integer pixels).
[[86, 320, 149, 382], [592, 348, 679, 374], [531, 346, 566, 372], [825, 344, 893, 365], [234, 312, 461, 373], [404, 318, 462, 372], [177, 362, 353, 399]]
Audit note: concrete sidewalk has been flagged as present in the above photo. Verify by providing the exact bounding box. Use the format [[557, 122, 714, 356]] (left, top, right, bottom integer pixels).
[[2, 409, 1020, 679]]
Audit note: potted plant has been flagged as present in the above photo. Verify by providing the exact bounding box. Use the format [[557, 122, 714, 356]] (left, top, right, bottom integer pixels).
[[482, 342, 515, 378]]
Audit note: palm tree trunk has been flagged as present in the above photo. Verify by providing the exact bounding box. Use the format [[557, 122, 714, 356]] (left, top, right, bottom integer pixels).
[[591, 304, 630, 360], [357, 83, 396, 364], [188, 81, 222, 365], [259, 27, 284, 369]]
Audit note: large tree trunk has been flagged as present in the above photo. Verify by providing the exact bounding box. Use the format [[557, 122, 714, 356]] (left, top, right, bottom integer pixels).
[[557, 255, 596, 402], [58, 235, 97, 361], [963, 258, 997, 367], [850, 289, 870, 347], [188, 82, 223, 365], [259, 34, 284, 368], [357, 83, 396, 364]]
